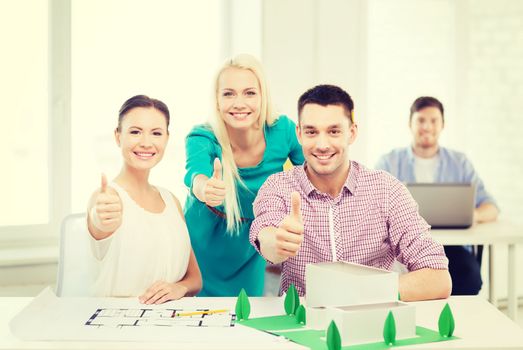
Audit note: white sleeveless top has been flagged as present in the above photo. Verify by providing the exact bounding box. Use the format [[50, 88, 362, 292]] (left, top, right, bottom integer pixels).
[[90, 183, 191, 297]]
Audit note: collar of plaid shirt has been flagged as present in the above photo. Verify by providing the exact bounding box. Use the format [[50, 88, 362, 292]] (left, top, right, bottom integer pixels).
[[298, 161, 358, 200]]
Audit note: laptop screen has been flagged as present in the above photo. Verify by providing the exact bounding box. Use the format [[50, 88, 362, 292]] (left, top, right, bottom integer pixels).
[[405, 183, 476, 229]]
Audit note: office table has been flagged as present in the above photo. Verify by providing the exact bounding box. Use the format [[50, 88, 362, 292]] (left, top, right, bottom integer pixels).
[[431, 220, 523, 321], [1, 295, 523, 349]]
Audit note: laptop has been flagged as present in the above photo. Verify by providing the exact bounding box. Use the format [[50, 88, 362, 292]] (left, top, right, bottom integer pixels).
[[406, 183, 476, 229]]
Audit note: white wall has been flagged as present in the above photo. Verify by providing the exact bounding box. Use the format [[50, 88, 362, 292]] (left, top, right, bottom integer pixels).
[[263, 0, 369, 161], [70, 0, 223, 211], [461, 0, 523, 299]]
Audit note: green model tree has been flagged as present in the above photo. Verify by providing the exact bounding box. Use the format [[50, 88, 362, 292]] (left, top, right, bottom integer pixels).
[[383, 311, 397, 345], [295, 304, 306, 324], [235, 288, 251, 321], [284, 283, 300, 315], [326, 320, 341, 350], [438, 303, 455, 337]]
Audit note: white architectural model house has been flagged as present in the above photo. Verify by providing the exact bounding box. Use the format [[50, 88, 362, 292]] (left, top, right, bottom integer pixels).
[[305, 262, 416, 346]]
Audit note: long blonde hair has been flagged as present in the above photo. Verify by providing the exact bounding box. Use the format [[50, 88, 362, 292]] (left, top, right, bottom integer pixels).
[[211, 54, 276, 234]]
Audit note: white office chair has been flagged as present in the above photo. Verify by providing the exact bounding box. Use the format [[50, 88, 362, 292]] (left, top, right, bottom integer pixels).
[[55, 213, 99, 297]]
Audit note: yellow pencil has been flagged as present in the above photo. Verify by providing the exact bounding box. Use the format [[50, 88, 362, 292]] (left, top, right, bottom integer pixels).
[[176, 309, 228, 317]]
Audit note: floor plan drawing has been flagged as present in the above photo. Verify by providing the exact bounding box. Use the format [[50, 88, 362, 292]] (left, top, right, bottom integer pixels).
[[85, 308, 236, 328]]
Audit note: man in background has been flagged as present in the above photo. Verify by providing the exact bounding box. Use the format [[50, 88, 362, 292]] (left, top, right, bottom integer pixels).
[[376, 96, 498, 295]]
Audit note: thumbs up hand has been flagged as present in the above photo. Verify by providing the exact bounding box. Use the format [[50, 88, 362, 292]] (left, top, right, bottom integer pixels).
[[89, 174, 122, 233], [274, 192, 304, 258], [202, 158, 226, 207]]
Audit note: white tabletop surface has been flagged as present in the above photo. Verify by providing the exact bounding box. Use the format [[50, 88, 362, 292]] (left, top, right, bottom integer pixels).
[[430, 220, 523, 245], [1, 296, 523, 350]]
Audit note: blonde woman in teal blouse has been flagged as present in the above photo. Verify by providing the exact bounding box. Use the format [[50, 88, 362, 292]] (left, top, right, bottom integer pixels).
[[184, 54, 304, 296]]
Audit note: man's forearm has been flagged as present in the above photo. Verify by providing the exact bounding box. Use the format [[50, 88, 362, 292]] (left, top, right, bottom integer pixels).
[[474, 202, 499, 223], [399, 268, 452, 301]]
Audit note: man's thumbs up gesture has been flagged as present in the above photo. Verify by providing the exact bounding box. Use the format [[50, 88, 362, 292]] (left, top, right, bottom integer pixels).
[[201, 158, 226, 207], [275, 192, 304, 258], [89, 174, 122, 234]]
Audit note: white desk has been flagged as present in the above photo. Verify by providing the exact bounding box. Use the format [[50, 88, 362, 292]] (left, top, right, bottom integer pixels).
[[431, 220, 523, 320], [1, 296, 523, 349]]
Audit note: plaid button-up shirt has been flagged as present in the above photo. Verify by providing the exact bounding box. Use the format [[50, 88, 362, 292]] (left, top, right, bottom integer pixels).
[[250, 161, 448, 296]]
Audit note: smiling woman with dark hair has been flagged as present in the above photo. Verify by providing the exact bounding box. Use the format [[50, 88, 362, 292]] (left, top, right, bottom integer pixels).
[[86, 95, 201, 303]]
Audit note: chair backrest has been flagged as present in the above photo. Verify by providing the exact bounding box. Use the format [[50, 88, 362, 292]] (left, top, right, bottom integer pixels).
[[55, 213, 99, 297]]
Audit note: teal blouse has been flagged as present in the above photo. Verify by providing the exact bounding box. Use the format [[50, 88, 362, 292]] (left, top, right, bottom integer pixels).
[[183, 116, 304, 296]]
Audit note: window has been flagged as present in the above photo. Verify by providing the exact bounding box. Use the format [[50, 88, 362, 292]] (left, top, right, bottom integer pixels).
[[0, 1, 49, 228]]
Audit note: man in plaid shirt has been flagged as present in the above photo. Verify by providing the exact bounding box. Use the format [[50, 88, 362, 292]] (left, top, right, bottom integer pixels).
[[250, 84, 451, 301]]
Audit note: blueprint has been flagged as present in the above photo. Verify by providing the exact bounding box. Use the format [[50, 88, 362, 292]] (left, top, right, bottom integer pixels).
[[85, 307, 235, 328], [9, 287, 285, 345]]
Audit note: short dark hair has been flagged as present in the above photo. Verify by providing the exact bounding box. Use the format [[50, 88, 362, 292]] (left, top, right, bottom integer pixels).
[[117, 95, 170, 132], [409, 96, 444, 124], [297, 84, 354, 123]]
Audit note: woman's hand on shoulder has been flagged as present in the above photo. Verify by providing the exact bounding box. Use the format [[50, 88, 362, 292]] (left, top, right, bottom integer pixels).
[[193, 158, 226, 207], [88, 174, 122, 238], [139, 281, 189, 304]]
